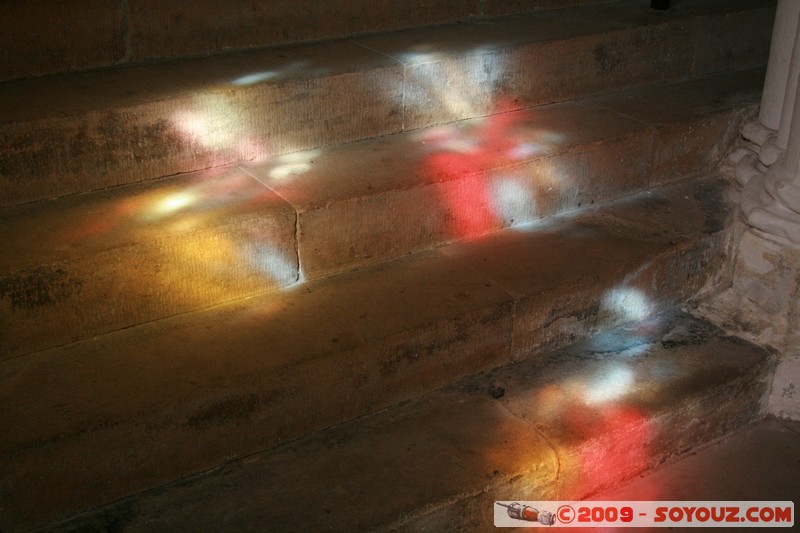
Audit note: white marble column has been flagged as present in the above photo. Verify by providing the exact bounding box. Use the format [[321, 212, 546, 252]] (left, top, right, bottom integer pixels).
[[776, 22, 800, 149], [760, 0, 800, 130], [715, 0, 800, 421], [740, 2, 800, 247]]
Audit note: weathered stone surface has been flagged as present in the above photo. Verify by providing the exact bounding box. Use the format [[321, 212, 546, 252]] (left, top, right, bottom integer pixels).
[[769, 355, 800, 420], [493, 316, 771, 497], [398, 317, 773, 532], [0, 249, 513, 530], [696, 223, 800, 423], [693, 5, 775, 75], [0, 0, 126, 81], [61, 390, 557, 533], [0, 167, 298, 359], [129, 0, 481, 62], [0, 176, 735, 530], [441, 178, 733, 361], [597, 417, 800, 503], [2, 0, 773, 82], [244, 70, 760, 281], [41, 313, 774, 533], [698, 227, 800, 351], [354, 11, 695, 129], [0, 2, 772, 205], [518, 132, 653, 213], [648, 111, 754, 186], [588, 69, 764, 186], [482, 0, 616, 17], [0, 41, 403, 207], [244, 97, 652, 279], [0, 70, 756, 357]]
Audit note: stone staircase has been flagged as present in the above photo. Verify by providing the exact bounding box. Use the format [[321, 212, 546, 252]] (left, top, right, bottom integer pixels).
[[0, 1, 778, 531]]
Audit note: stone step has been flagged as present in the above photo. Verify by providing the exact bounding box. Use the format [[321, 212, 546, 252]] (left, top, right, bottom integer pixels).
[[0, 69, 763, 360], [1, 0, 617, 82], [0, 0, 773, 206], [38, 311, 775, 532], [1, 176, 737, 530]]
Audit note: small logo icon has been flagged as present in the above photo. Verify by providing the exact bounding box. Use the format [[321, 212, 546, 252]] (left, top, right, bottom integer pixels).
[[557, 504, 576, 524], [496, 502, 556, 525]]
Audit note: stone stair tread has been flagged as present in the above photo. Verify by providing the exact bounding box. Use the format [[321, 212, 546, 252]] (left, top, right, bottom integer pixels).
[[589, 69, 769, 125], [243, 67, 763, 212], [0, 5, 645, 122], [0, 39, 395, 124], [0, 69, 762, 360], [0, 0, 774, 207], [0, 167, 294, 270], [0, 0, 772, 123], [44, 311, 774, 533], [0, 0, 768, 83], [242, 95, 646, 212], [1, 175, 733, 530], [0, 69, 762, 261]]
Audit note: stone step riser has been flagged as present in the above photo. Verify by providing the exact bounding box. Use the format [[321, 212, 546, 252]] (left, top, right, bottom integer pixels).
[[0, 3, 773, 207], [37, 312, 775, 532], [393, 363, 770, 532], [0, 96, 750, 360], [0, 0, 618, 82], [0, 167, 300, 359], [0, 177, 731, 530]]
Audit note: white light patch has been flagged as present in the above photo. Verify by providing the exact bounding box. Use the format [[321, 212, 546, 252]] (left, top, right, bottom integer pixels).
[[244, 243, 297, 286], [603, 287, 654, 322], [584, 363, 635, 405], [142, 191, 198, 221], [231, 61, 328, 86], [269, 162, 312, 181], [441, 137, 480, 154], [512, 217, 560, 233], [266, 150, 320, 181], [161, 192, 195, 212], [508, 133, 567, 160], [508, 141, 549, 159], [491, 176, 536, 226], [232, 71, 278, 86], [398, 49, 443, 64], [273, 150, 321, 165], [411, 124, 481, 153], [172, 98, 241, 152], [588, 331, 651, 358], [402, 48, 509, 121]]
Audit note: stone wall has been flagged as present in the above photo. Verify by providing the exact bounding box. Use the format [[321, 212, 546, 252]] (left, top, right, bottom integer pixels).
[[0, 0, 615, 81]]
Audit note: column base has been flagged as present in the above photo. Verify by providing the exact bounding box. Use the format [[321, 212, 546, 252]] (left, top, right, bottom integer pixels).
[[741, 160, 800, 246], [696, 225, 800, 419]]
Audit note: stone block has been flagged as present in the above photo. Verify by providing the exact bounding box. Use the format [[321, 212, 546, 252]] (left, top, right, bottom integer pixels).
[[440, 221, 663, 359], [515, 132, 653, 216], [245, 98, 652, 280], [0, 167, 298, 359], [769, 355, 800, 420], [0, 249, 513, 529], [0, 4, 770, 205], [586, 69, 764, 187], [693, 5, 775, 75], [442, 177, 732, 360], [374, 17, 695, 129], [482, 0, 615, 17], [0, 41, 403, 207], [650, 110, 752, 186], [129, 0, 481, 61], [0, 0, 126, 81], [707, 228, 800, 354], [39, 313, 774, 532]]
